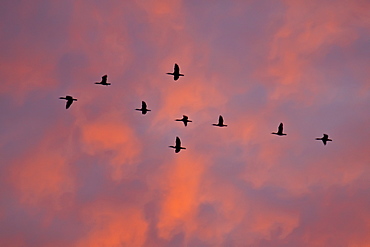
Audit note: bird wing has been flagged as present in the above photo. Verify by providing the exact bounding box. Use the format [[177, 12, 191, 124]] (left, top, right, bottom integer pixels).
[[323, 134, 328, 139], [322, 139, 327, 145], [102, 75, 107, 83], [142, 101, 147, 109], [219, 115, 224, 125], [174, 64, 179, 73], [278, 123, 283, 133], [176, 137, 181, 147]]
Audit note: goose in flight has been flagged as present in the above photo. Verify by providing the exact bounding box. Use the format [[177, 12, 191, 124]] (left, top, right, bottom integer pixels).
[[175, 115, 192, 127], [212, 115, 227, 127], [166, 63, 184, 81], [59, 95, 77, 109], [135, 101, 151, 115], [169, 136, 186, 153], [95, 75, 111, 86], [316, 134, 332, 145], [271, 123, 287, 136]]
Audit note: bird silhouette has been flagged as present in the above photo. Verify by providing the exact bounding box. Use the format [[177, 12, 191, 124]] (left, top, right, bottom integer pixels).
[[316, 134, 332, 145], [169, 136, 186, 153], [59, 95, 77, 109], [166, 63, 184, 81], [212, 115, 227, 127], [135, 101, 151, 115], [175, 115, 192, 127], [95, 75, 111, 86], [271, 123, 287, 136]]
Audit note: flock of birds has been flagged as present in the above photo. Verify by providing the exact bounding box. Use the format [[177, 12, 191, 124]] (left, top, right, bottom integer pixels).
[[59, 63, 333, 153]]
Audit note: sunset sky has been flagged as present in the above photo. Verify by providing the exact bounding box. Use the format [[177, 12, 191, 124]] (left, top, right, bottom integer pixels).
[[1, 0, 370, 246]]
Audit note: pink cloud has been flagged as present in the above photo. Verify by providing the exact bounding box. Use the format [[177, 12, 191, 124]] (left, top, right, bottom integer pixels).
[[0, 0, 369, 246]]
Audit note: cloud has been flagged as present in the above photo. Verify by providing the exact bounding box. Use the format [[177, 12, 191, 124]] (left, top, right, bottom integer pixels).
[[77, 203, 148, 247], [1, 0, 369, 246]]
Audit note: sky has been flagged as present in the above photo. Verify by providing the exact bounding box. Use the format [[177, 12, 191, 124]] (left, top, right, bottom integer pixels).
[[0, 0, 369, 246]]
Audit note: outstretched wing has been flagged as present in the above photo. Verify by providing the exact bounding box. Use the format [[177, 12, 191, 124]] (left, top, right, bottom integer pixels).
[[176, 136, 181, 147], [142, 101, 147, 109], [323, 134, 328, 139], [219, 115, 224, 125]]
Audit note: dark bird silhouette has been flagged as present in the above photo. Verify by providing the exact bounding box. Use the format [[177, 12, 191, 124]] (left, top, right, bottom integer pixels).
[[271, 123, 287, 136], [95, 75, 111, 86], [166, 63, 184, 81], [212, 115, 227, 127], [175, 115, 192, 127], [316, 134, 332, 145], [135, 101, 151, 114], [169, 136, 186, 153], [59, 95, 77, 109]]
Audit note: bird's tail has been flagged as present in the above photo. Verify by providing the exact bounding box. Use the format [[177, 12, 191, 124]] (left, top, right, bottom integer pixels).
[[169, 146, 175, 148], [166, 73, 174, 75], [179, 74, 184, 76]]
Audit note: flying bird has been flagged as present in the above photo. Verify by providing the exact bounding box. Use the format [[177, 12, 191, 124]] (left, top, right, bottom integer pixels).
[[169, 136, 186, 153], [59, 95, 77, 109], [95, 75, 111, 86], [166, 63, 184, 81], [175, 115, 192, 127], [316, 134, 332, 145], [212, 115, 227, 127], [135, 101, 151, 115], [271, 123, 287, 136]]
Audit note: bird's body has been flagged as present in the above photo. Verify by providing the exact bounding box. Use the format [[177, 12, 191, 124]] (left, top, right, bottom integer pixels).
[[175, 115, 192, 127], [316, 134, 332, 145], [272, 123, 287, 136], [169, 136, 186, 153], [212, 115, 227, 127], [95, 75, 111, 86], [135, 101, 151, 115], [59, 95, 77, 109], [166, 63, 184, 81]]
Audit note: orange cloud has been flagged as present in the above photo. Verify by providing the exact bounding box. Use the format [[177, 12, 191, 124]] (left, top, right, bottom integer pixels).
[[1, 0, 369, 246], [9, 129, 75, 209], [77, 203, 148, 247], [80, 117, 141, 182], [156, 154, 208, 240], [264, 0, 370, 101]]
